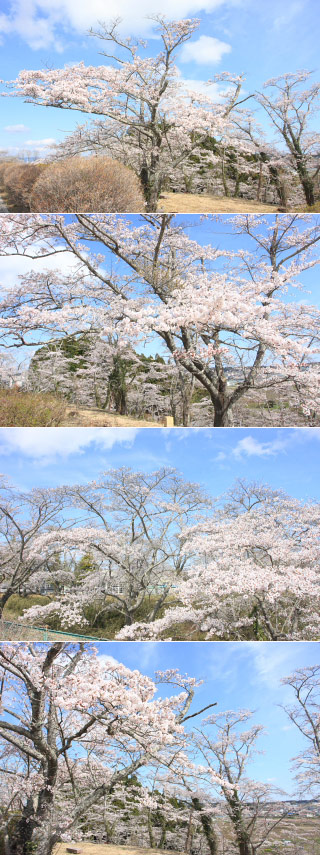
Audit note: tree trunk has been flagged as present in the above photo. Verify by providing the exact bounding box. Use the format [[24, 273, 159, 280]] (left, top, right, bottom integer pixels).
[[228, 798, 252, 855], [159, 815, 167, 849], [0, 588, 14, 619], [140, 165, 161, 212], [237, 837, 251, 855], [300, 173, 315, 207], [185, 810, 194, 854], [8, 799, 35, 855], [293, 149, 315, 206], [213, 402, 231, 426], [191, 797, 219, 855], [31, 825, 58, 855], [147, 810, 156, 848]]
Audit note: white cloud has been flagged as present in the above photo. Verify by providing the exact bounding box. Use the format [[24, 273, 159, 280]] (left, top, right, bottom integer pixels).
[[0, 0, 239, 51], [2, 138, 57, 156], [98, 653, 121, 668], [4, 124, 30, 133], [232, 435, 282, 459], [25, 137, 56, 147], [273, 0, 304, 32], [179, 76, 223, 100], [181, 34, 231, 65], [0, 427, 139, 460], [247, 642, 300, 691], [215, 450, 226, 461], [1, 249, 79, 278], [232, 429, 320, 461], [135, 642, 160, 670]]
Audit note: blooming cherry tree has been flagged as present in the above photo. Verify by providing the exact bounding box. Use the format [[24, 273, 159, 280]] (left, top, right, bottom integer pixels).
[[282, 664, 320, 796], [193, 709, 287, 855], [257, 71, 320, 207], [1, 473, 316, 642], [0, 213, 320, 426], [0, 479, 66, 618], [0, 643, 213, 855], [3, 18, 247, 211], [21, 467, 210, 630], [118, 480, 320, 641]]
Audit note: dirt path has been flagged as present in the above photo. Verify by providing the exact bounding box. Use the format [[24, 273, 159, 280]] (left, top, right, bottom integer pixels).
[[61, 406, 161, 427], [158, 192, 279, 213]]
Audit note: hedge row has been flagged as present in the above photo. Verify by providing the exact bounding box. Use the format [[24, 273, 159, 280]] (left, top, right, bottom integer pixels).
[[0, 155, 145, 212]]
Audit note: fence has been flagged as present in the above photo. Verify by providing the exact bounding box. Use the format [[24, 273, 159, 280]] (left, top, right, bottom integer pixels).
[[0, 618, 107, 642]]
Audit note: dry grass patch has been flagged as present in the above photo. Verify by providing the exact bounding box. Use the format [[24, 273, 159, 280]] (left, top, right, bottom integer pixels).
[[62, 406, 160, 427], [55, 845, 185, 855], [158, 192, 279, 213], [0, 389, 67, 426]]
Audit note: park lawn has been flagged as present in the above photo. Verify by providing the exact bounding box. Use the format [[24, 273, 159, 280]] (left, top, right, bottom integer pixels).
[[55, 846, 184, 855], [158, 192, 279, 213]]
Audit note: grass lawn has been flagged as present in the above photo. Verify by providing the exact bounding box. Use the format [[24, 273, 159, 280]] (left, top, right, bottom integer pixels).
[[158, 192, 279, 213]]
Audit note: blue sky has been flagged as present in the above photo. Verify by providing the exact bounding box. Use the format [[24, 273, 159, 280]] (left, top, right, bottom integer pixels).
[[96, 639, 320, 795], [0, 0, 319, 155], [0, 426, 320, 501]]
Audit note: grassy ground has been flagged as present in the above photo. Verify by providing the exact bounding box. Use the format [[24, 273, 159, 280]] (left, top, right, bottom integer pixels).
[[55, 846, 183, 855], [0, 389, 160, 427], [54, 818, 320, 855], [2, 595, 90, 641], [62, 406, 160, 427], [0, 621, 83, 641], [158, 192, 279, 213], [3, 593, 202, 641]]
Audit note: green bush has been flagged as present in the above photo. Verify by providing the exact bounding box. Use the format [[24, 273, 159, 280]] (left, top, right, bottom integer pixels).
[[4, 593, 51, 616]]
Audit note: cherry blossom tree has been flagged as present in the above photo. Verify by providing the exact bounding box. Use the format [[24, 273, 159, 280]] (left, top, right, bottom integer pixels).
[[282, 665, 320, 797], [3, 18, 249, 211], [21, 467, 210, 631], [1, 213, 320, 426], [28, 335, 132, 412], [193, 709, 287, 855], [0, 353, 24, 389], [0, 643, 216, 855], [117, 480, 320, 641], [256, 72, 320, 207], [29, 338, 195, 425], [0, 480, 66, 619], [83, 772, 208, 850]]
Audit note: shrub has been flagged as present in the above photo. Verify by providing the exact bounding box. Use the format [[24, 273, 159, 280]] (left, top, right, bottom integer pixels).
[[0, 389, 67, 426], [30, 156, 145, 212], [5, 593, 51, 615], [0, 158, 19, 181], [1, 161, 47, 209]]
